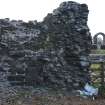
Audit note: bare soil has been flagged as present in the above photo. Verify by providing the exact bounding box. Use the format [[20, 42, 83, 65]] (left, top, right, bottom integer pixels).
[[1, 88, 105, 105]]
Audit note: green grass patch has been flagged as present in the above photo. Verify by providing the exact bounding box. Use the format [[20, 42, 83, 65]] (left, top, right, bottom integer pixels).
[[90, 64, 101, 70], [91, 50, 105, 54]]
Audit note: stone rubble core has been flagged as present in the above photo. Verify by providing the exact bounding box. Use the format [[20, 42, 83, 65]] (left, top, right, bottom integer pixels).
[[0, 1, 92, 90]]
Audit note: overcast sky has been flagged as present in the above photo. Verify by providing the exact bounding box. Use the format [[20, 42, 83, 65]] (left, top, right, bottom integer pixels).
[[0, 0, 104, 36]]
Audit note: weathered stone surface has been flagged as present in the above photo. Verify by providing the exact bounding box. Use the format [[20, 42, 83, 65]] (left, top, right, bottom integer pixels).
[[0, 1, 92, 90]]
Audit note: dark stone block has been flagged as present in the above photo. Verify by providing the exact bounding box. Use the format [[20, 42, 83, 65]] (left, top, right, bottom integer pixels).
[[101, 45, 105, 49], [91, 44, 97, 49]]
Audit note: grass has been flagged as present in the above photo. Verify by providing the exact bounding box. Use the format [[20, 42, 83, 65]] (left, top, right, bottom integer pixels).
[[91, 50, 105, 54], [90, 49, 105, 94], [90, 64, 101, 70]]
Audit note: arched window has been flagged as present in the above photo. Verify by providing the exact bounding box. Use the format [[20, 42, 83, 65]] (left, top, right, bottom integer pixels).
[[93, 32, 105, 45], [93, 32, 105, 49]]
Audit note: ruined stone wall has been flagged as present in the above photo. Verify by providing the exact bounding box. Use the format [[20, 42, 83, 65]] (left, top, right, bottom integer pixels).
[[0, 1, 92, 90]]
